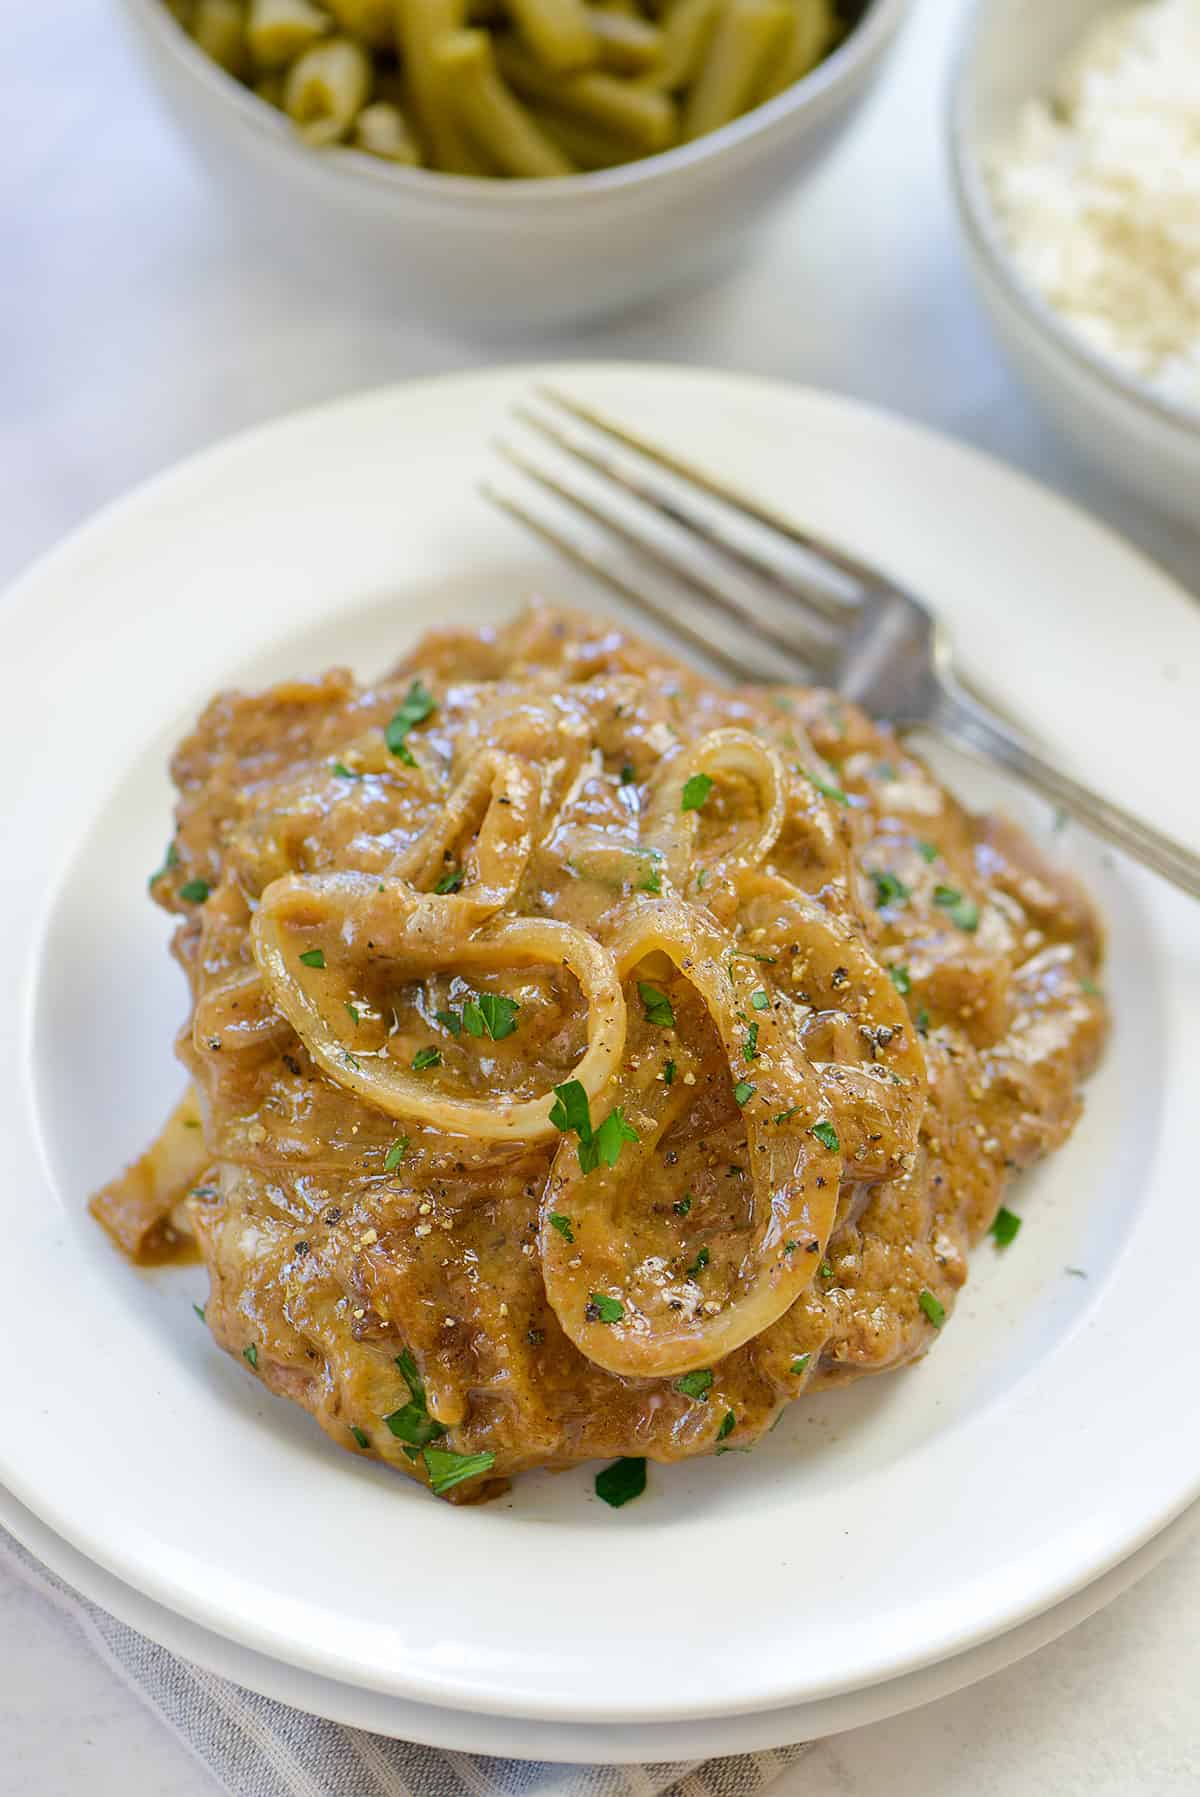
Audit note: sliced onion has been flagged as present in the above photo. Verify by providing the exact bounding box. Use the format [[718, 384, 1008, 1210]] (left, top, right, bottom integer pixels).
[[539, 898, 842, 1377], [89, 1086, 208, 1262], [642, 727, 786, 887], [389, 749, 537, 923], [252, 871, 625, 1142]]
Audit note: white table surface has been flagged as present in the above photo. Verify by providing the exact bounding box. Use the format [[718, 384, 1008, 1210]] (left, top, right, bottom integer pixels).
[[3, 1, 1198, 1793]]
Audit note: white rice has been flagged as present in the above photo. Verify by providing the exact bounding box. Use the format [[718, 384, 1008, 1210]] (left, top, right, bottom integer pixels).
[[986, 0, 1200, 416]]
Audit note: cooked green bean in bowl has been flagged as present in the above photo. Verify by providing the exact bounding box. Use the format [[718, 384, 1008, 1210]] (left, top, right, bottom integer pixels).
[[165, 0, 861, 177]]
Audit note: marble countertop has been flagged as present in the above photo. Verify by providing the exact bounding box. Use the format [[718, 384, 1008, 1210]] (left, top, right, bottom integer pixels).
[[3, 0, 1197, 1791]]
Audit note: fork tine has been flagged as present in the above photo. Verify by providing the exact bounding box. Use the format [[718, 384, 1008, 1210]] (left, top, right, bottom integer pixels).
[[492, 436, 837, 678], [538, 384, 891, 595], [480, 479, 769, 682], [516, 397, 854, 627]]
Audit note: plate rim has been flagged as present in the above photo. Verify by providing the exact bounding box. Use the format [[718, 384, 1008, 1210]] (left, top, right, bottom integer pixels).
[[3, 1482, 1197, 1761]]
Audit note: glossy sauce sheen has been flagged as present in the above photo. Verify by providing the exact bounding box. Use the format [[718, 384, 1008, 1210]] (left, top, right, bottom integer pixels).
[[115, 607, 1108, 1501]]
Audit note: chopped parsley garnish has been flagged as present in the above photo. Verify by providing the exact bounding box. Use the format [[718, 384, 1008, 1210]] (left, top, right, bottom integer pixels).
[[243, 1344, 258, 1368], [434, 866, 464, 894], [743, 1022, 759, 1062], [934, 886, 980, 932], [331, 760, 360, 780], [549, 1212, 575, 1244], [638, 981, 675, 1029], [588, 1292, 624, 1324], [696, 868, 710, 890], [638, 862, 663, 895], [383, 1138, 409, 1172], [917, 840, 938, 863], [990, 1206, 1022, 1246], [675, 1368, 713, 1401], [595, 1456, 646, 1507], [179, 878, 210, 904], [412, 1047, 442, 1071], [686, 1246, 710, 1280], [549, 1080, 638, 1174], [872, 870, 910, 908], [662, 1059, 676, 1087], [350, 1425, 369, 1449], [590, 1109, 638, 1171], [462, 992, 520, 1041], [1080, 977, 1101, 996], [549, 1078, 590, 1138], [915, 1007, 930, 1036], [435, 1008, 462, 1037], [889, 965, 912, 996], [807, 772, 848, 806], [716, 1409, 736, 1442], [673, 1194, 692, 1216], [424, 1446, 496, 1496], [299, 948, 326, 969], [148, 840, 179, 887], [385, 679, 436, 765], [345, 1002, 360, 1025], [918, 1289, 945, 1327], [384, 1350, 447, 1448], [750, 989, 770, 1011], [192, 1302, 206, 1323], [681, 772, 714, 812], [619, 764, 636, 785], [790, 1354, 811, 1376], [810, 1120, 839, 1152], [733, 1080, 755, 1106], [774, 1105, 801, 1125], [819, 1261, 833, 1278]]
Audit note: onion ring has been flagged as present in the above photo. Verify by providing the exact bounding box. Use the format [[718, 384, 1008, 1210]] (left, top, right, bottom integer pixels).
[[252, 870, 625, 1142], [539, 897, 841, 1376]]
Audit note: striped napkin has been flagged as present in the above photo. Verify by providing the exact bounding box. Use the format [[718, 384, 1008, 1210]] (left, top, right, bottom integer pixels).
[[2, 1527, 810, 1797]]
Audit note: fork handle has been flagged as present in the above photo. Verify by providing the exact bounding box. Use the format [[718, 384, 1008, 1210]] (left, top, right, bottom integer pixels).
[[929, 683, 1200, 900]]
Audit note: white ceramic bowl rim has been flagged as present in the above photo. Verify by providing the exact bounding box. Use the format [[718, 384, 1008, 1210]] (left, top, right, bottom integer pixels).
[[946, 2, 1200, 447], [123, 0, 910, 207]]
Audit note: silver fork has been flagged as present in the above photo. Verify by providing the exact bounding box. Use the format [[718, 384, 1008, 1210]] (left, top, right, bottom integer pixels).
[[483, 386, 1199, 900]]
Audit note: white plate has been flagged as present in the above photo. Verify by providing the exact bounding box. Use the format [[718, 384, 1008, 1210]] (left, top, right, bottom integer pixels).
[[4, 1481, 1197, 1761], [2, 365, 1197, 1729]]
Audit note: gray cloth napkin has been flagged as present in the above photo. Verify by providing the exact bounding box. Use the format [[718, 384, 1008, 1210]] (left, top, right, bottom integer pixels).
[[2, 1526, 810, 1797]]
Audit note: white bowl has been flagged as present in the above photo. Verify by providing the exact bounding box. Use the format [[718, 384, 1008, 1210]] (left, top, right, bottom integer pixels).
[[948, 0, 1200, 527], [116, 0, 912, 332]]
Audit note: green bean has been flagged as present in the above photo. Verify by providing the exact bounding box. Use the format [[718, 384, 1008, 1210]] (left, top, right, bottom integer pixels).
[[682, 0, 791, 140], [638, 0, 719, 90], [588, 8, 663, 73], [283, 36, 371, 144], [758, 0, 839, 102], [324, 0, 394, 48], [353, 99, 422, 161], [246, 0, 329, 70], [436, 30, 575, 176], [530, 103, 642, 168], [191, 0, 250, 77], [393, 0, 492, 174], [507, 0, 597, 72], [497, 42, 676, 151], [166, 0, 845, 175]]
